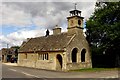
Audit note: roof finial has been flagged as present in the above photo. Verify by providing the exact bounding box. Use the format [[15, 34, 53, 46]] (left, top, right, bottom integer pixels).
[[74, 3, 77, 10]]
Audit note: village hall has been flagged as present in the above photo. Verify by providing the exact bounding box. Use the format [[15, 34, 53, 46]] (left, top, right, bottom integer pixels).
[[18, 5, 92, 71]]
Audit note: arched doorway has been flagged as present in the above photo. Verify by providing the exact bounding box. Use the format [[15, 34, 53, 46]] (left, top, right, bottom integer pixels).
[[72, 48, 78, 63], [81, 49, 86, 62], [56, 54, 62, 70]]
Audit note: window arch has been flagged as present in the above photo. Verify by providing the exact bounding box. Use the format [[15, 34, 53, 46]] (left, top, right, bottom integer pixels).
[[81, 49, 86, 62], [72, 48, 78, 63]]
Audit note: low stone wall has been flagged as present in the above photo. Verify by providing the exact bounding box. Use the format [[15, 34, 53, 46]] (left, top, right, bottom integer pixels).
[[35, 60, 55, 70], [18, 59, 56, 70], [18, 59, 35, 68], [18, 52, 58, 71], [67, 62, 92, 70]]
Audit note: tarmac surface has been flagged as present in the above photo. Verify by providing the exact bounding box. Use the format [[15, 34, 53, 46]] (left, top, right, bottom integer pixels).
[[1, 62, 119, 80]]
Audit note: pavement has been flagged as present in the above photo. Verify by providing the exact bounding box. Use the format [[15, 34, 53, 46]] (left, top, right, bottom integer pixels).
[[2, 62, 18, 66]]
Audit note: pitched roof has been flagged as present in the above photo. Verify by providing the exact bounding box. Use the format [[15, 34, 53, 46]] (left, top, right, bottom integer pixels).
[[19, 33, 75, 53]]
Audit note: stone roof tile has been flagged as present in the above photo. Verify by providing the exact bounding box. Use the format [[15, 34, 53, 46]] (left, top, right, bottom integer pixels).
[[19, 33, 74, 52]]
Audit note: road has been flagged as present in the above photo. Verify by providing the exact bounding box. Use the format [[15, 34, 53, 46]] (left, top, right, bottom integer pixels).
[[2, 63, 119, 80]]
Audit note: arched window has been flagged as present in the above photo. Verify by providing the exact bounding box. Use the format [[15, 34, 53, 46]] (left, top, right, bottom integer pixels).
[[72, 48, 78, 63], [81, 49, 86, 62]]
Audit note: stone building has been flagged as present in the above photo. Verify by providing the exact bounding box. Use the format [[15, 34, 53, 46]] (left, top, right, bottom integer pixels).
[[18, 8, 92, 71], [1, 48, 9, 62], [2, 47, 18, 63]]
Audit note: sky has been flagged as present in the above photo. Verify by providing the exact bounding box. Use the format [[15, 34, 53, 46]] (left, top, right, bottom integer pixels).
[[0, 1, 97, 49]]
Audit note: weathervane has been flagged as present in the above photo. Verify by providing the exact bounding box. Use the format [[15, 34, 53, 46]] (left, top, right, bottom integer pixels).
[[74, 3, 77, 10]]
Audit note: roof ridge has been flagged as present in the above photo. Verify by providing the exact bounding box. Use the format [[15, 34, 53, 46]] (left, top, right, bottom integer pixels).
[[33, 32, 68, 39]]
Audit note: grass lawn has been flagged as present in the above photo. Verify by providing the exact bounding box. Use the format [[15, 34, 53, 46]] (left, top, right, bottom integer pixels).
[[69, 68, 119, 72]]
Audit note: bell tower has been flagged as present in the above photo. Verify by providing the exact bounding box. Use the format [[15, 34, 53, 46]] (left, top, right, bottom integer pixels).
[[67, 3, 84, 33]]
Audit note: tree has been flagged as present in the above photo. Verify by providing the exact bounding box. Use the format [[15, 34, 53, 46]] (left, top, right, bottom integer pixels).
[[11, 46, 20, 58], [11, 46, 20, 49], [86, 2, 120, 67]]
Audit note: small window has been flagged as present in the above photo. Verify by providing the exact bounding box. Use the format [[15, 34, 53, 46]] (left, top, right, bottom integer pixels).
[[44, 53, 48, 60], [38, 53, 48, 60], [25, 53, 27, 59], [46, 53, 48, 60]]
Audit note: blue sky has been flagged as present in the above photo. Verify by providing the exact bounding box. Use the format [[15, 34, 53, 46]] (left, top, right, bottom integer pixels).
[[2, 25, 20, 35], [2, 25, 37, 35], [1, 2, 96, 49]]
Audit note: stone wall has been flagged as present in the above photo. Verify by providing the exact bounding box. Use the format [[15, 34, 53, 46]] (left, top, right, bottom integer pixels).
[[18, 59, 36, 68], [35, 60, 55, 70], [67, 62, 92, 70], [18, 53, 36, 68], [66, 36, 92, 63], [66, 29, 92, 70], [18, 52, 66, 71]]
